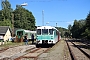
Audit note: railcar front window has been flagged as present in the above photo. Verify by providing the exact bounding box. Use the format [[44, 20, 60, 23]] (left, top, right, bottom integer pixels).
[[42, 29, 48, 35], [37, 29, 41, 35], [17, 31, 23, 36], [49, 29, 53, 35], [17, 31, 23, 38]]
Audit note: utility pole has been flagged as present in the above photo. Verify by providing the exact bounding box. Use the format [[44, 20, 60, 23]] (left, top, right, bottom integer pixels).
[[12, 13, 14, 37], [42, 10, 44, 26], [56, 23, 57, 27]]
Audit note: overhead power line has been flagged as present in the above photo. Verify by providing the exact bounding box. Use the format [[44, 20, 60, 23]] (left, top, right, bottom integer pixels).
[[9, 0, 67, 2], [49, 21, 67, 22]]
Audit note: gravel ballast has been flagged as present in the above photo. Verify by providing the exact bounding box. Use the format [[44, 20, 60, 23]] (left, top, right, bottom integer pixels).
[[37, 39, 71, 60]]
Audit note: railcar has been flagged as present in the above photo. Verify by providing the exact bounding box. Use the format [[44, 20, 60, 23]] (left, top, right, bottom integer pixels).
[[16, 29, 36, 40], [36, 26, 61, 47]]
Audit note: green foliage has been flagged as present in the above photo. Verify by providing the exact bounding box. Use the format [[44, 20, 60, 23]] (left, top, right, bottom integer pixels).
[[56, 27, 68, 37], [68, 12, 90, 40], [0, 0, 36, 31], [70, 20, 86, 38], [67, 24, 72, 37], [0, 10, 4, 21], [0, 20, 12, 27], [0, 0, 12, 27], [14, 6, 35, 30], [84, 12, 90, 39], [64, 32, 70, 38], [1, 0, 12, 20], [86, 12, 90, 29]]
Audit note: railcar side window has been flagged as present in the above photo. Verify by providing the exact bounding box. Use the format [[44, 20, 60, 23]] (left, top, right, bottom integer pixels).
[[42, 29, 48, 35], [49, 29, 53, 35], [37, 29, 41, 35]]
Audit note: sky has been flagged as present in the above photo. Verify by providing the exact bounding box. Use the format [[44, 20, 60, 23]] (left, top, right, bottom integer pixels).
[[0, 0, 90, 29]]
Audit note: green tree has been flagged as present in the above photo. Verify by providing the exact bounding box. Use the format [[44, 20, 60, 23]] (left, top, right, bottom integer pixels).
[[86, 12, 90, 29], [68, 24, 72, 37], [0, 20, 12, 26], [1, 0, 12, 20], [0, 10, 4, 21], [64, 32, 70, 38], [0, 0, 12, 27], [70, 19, 86, 38], [84, 12, 90, 39], [56, 27, 68, 37], [14, 5, 36, 30]]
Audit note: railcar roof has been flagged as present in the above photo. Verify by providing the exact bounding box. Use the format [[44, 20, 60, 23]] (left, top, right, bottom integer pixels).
[[24, 30, 31, 32], [29, 31, 36, 33], [37, 26, 58, 30], [24, 30, 36, 33], [16, 29, 36, 33]]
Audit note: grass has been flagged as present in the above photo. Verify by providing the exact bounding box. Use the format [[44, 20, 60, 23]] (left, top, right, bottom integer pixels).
[[0, 42, 23, 48], [0, 41, 32, 48]]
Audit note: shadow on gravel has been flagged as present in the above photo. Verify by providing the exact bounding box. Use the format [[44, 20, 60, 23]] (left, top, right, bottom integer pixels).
[[36, 44, 54, 48], [75, 45, 90, 49], [28, 42, 54, 48], [66, 39, 90, 49]]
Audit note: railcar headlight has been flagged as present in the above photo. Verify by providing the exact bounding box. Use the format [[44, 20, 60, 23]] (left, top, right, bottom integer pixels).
[[51, 38, 53, 39], [51, 36, 53, 39]]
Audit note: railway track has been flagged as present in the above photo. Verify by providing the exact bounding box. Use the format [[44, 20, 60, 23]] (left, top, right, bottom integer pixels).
[[66, 39, 90, 60], [0, 45, 36, 60], [0, 45, 24, 53], [0, 47, 9, 53], [15, 48, 50, 60]]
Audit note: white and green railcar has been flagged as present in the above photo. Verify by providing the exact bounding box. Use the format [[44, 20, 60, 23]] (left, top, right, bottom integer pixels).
[[16, 29, 36, 40], [36, 26, 61, 47]]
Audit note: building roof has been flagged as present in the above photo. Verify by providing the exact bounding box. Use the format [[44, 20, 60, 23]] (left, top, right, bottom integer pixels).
[[0, 26, 11, 34]]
